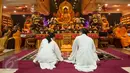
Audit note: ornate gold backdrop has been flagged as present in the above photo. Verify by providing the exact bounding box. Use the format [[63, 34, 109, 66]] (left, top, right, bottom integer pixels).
[[82, 0, 97, 14], [36, 0, 50, 15], [57, 1, 74, 17]]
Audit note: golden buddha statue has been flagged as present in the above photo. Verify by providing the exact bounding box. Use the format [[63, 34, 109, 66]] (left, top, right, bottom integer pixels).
[[61, 7, 71, 23], [56, 1, 74, 24]]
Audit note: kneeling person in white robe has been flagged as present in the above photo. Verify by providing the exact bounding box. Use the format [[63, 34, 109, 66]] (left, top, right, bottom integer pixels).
[[66, 28, 99, 72], [33, 32, 63, 70]]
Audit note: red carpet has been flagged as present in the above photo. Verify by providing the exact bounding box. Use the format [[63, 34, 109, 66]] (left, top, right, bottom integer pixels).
[[0, 50, 33, 68], [1, 49, 130, 73]]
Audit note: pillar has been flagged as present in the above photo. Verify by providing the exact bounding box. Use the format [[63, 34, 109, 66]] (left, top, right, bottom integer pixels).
[[0, 0, 2, 36]]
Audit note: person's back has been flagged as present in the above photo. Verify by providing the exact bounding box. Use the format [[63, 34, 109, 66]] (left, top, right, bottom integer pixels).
[[67, 28, 99, 72], [33, 32, 63, 70], [73, 34, 98, 65], [77, 34, 93, 50], [36, 39, 59, 63]]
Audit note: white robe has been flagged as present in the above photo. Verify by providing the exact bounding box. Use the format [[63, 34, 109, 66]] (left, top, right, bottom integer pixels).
[[66, 34, 99, 72], [33, 39, 63, 70]]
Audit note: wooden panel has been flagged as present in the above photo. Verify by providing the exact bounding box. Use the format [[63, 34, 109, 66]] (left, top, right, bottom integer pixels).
[[0, 0, 2, 31], [3, 0, 36, 5], [96, 0, 130, 4]]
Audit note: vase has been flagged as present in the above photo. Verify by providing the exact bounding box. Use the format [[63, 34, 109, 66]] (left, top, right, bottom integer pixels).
[[46, 31, 48, 34], [74, 31, 77, 33], [89, 31, 92, 33], [57, 31, 60, 34], [94, 31, 97, 33]]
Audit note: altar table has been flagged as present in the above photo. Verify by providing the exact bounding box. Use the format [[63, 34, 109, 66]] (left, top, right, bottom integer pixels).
[[35, 33, 99, 49]]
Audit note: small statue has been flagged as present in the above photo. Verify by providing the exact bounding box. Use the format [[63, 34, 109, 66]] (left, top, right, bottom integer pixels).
[[30, 12, 42, 34], [23, 16, 32, 33], [101, 15, 109, 32]]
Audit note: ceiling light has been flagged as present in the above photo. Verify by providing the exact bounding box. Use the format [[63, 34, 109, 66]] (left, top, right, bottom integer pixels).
[[105, 4, 108, 7], [14, 10, 17, 13], [3, 6, 7, 9], [16, 6, 22, 9], [18, 6, 22, 9], [25, 5, 28, 7], [113, 5, 120, 7], [23, 14, 25, 17], [117, 9, 120, 11], [128, 4, 130, 6], [74, 2, 76, 4]]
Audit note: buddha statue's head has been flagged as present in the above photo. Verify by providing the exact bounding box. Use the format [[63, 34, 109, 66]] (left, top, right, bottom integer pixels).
[[63, 6, 69, 13], [63, 8, 68, 13]]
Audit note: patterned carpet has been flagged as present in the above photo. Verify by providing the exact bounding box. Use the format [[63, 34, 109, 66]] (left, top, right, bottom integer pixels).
[[19, 49, 120, 61]]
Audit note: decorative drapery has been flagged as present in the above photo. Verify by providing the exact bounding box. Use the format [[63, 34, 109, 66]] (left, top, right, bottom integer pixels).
[[82, 0, 96, 15], [36, 0, 50, 15]]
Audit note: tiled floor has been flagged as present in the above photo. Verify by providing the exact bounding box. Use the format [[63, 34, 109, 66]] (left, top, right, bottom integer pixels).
[[0, 69, 18, 73], [0, 49, 14, 61], [122, 67, 130, 73], [115, 48, 130, 55]]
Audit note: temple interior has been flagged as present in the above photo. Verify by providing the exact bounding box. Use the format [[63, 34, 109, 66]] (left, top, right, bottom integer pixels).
[[0, 0, 130, 73]]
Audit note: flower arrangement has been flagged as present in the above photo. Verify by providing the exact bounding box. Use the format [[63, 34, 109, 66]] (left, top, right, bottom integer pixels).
[[30, 12, 43, 34]]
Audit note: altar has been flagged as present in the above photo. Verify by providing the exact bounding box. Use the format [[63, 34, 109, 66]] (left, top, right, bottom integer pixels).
[[35, 33, 99, 49], [21, 33, 98, 58], [20, 0, 99, 57]]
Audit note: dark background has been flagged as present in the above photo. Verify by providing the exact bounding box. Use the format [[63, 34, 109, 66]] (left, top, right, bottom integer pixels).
[[101, 13, 122, 26]]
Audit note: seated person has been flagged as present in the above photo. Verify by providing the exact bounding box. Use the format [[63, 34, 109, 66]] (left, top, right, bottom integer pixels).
[[2, 26, 8, 37], [7, 25, 20, 49], [0, 26, 12, 50], [13, 27, 21, 53], [0, 35, 8, 51], [6, 26, 18, 49], [114, 24, 130, 48], [33, 32, 63, 70], [65, 28, 99, 72]]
